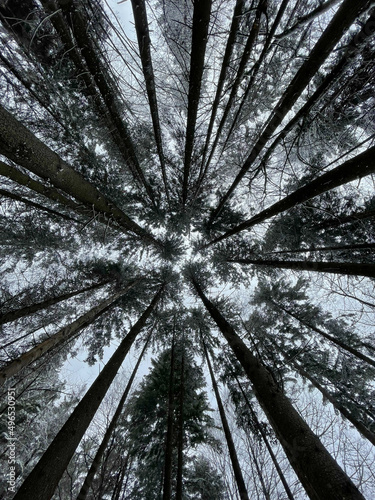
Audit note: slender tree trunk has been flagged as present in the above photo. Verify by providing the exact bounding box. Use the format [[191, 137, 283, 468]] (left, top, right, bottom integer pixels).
[[0, 161, 85, 219], [198, 0, 245, 180], [267, 242, 375, 255], [205, 144, 375, 246], [163, 331, 176, 500], [227, 257, 375, 279], [0, 187, 79, 223], [0, 105, 161, 248], [248, 440, 271, 500], [202, 335, 250, 500], [270, 300, 375, 368], [175, 345, 185, 500], [192, 278, 365, 500], [13, 285, 164, 500], [131, 0, 169, 202], [317, 207, 375, 230], [77, 331, 151, 499], [234, 376, 295, 500], [0, 281, 138, 386], [208, 0, 370, 224], [182, 0, 212, 207], [0, 280, 110, 325], [203, 0, 266, 176], [53, 0, 155, 205]]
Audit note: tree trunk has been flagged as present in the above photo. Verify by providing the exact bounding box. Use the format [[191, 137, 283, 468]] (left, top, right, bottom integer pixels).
[[13, 285, 164, 500], [206, 144, 375, 246], [192, 278, 365, 500], [317, 207, 375, 230], [208, 0, 370, 224], [182, 0, 212, 206], [0, 281, 138, 386], [270, 300, 375, 368], [227, 257, 375, 279], [54, 0, 155, 205], [0, 187, 79, 223], [198, 0, 245, 181], [234, 376, 295, 500], [0, 105, 161, 248], [131, 0, 169, 202], [175, 345, 185, 500], [163, 330, 176, 500], [267, 242, 375, 255], [202, 335, 250, 500], [203, 0, 266, 177], [0, 280, 110, 325], [77, 331, 152, 499]]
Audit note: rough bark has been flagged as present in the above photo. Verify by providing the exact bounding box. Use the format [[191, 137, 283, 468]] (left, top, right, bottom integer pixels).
[[227, 257, 375, 279], [0, 282, 137, 386], [205, 145, 375, 246], [0, 105, 161, 248], [76, 332, 151, 500], [208, 0, 370, 224], [182, 0, 212, 206], [0, 280, 109, 325], [192, 278, 365, 500], [131, 0, 169, 201], [234, 376, 295, 500], [13, 285, 164, 500], [202, 336, 249, 500], [175, 346, 185, 500], [163, 331, 176, 500], [0, 187, 79, 223]]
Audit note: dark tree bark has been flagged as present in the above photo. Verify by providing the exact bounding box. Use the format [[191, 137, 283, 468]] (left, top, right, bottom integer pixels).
[[163, 330, 176, 500], [317, 207, 375, 230], [182, 0, 212, 206], [0, 281, 138, 387], [131, 0, 169, 202], [175, 345, 185, 500], [202, 335, 250, 500], [76, 331, 152, 499], [197, 0, 245, 182], [54, 0, 156, 205], [234, 376, 295, 500], [0, 280, 109, 325], [203, 0, 266, 177], [13, 285, 164, 500], [227, 257, 375, 279], [205, 145, 375, 246], [0, 105, 161, 248], [0, 187, 79, 223], [266, 242, 375, 255], [269, 299, 375, 368], [191, 278, 365, 500], [208, 0, 370, 224]]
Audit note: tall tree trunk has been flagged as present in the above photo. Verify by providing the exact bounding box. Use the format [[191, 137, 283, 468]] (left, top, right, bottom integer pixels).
[[203, 0, 266, 177], [317, 206, 375, 230], [131, 0, 169, 202], [197, 0, 245, 181], [226, 257, 375, 279], [163, 330, 176, 500], [175, 345, 185, 500], [234, 376, 295, 500], [191, 278, 365, 500], [205, 144, 375, 246], [0, 187, 79, 223], [269, 300, 375, 368], [53, 0, 156, 205], [208, 0, 370, 224], [0, 280, 110, 325], [0, 281, 138, 386], [202, 335, 250, 500], [77, 330, 152, 499], [0, 105, 161, 248], [267, 242, 375, 255], [182, 0, 212, 207], [13, 285, 164, 500]]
